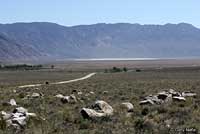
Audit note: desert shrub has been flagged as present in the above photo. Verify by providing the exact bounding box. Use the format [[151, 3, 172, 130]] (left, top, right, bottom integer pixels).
[[123, 67, 128, 72], [136, 69, 141, 72], [112, 67, 121, 72], [142, 107, 149, 116]]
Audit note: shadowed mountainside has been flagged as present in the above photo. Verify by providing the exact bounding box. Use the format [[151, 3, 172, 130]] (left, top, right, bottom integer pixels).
[[0, 22, 200, 61]]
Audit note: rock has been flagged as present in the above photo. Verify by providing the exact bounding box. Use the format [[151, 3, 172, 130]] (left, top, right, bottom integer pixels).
[[93, 100, 114, 115], [61, 96, 70, 103], [172, 96, 186, 102], [90, 91, 95, 95], [80, 108, 105, 119], [9, 99, 17, 106], [2, 99, 17, 106], [157, 91, 170, 100], [77, 91, 83, 95], [12, 116, 27, 127], [31, 92, 43, 98], [61, 94, 77, 103], [1, 107, 36, 129], [85, 93, 90, 97], [146, 95, 163, 104], [13, 107, 28, 114], [121, 102, 134, 112], [182, 91, 197, 97], [26, 113, 37, 117], [69, 94, 77, 102], [81, 100, 113, 119], [1, 111, 12, 120], [139, 99, 155, 105], [12, 112, 25, 118], [103, 91, 108, 94], [55, 94, 64, 98]]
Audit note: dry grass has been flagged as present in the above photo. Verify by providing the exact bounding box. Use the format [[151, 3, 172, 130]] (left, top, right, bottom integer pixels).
[[0, 67, 200, 134]]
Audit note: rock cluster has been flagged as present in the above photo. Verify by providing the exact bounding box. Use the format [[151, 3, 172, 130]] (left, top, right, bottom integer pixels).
[[81, 100, 113, 119], [140, 89, 196, 105], [1, 107, 36, 129], [55, 94, 77, 103]]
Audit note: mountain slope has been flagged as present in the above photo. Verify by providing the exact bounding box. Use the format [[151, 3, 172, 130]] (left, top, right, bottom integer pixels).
[[0, 22, 200, 60], [0, 34, 41, 60]]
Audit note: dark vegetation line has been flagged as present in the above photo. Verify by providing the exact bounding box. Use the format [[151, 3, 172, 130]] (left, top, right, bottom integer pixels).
[[0, 64, 54, 70]]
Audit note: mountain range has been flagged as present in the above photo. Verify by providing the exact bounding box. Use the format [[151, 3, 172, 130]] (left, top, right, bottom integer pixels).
[[0, 22, 200, 61]]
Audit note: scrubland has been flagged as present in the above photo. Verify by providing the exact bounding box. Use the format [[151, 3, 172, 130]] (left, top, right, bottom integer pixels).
[[0, 66, 199, 134]]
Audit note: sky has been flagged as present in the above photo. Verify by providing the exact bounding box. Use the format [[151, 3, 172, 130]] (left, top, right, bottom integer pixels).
[[0, 0, 200, 28]]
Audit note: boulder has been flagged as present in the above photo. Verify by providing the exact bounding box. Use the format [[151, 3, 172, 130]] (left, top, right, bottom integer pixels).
[[26, 112, 37, 117], [157, 91, 170, 100], [61, 94, 77, 103], [1, 107, 36, 129], [103, 91, 109, 94], [13, 107, 28, 114], [31, 92, 43, 98], [61, 96, 70, 103], [77, 91, 83, 95], [8, 99, 17, 106], [93, 100, 113, 115], [12, 116, 27, 127], [80, 108, 105, 119], [146, 95, 163, 104], [172, 96, 186, 102], [90, 91, 95, 95], [55, 94, 64, 98], [139, 99, 155, 105], [121, 102, 134, 112], [182, 91, 197, 97], [81, 100, 113, 119]]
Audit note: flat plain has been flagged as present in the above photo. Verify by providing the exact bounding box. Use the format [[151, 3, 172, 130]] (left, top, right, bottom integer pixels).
[[0, 59, 200, 134]]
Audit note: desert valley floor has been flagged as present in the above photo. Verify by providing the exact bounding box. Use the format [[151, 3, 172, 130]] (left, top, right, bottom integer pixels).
[[0, 59, 199, 134]]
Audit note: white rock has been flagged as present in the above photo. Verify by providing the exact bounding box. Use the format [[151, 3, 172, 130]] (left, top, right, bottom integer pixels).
[[12, 112, 25, 118], [77, 91, 83, 95], [12, 116, 27, 126], [31, 93, 41, 98], [1, 107, 36, 130], [61, 94, 77, 103], [13, 107, 28, 114], [182, 91, 197, 97], [139, 99, 155, 105], [61, 96, 70, 103], [121, 102, 134, 112], [157, 91, 170, 100], [26, 113, 37, 117], [172, 96, 186, 102], [55, 94, 64, 98], [81, 100, 114, 119], [90, 91, 95, 95], [9, 99, 17, 106], [103, 91, 108, 94], [93, 100, 113, 115], [81, 108, 105, 119]]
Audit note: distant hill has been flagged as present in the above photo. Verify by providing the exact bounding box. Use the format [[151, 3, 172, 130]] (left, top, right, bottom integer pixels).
[[0, 22, 200, 61]]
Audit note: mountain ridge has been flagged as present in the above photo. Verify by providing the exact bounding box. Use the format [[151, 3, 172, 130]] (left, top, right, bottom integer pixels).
[[0, 22, 200, 61]]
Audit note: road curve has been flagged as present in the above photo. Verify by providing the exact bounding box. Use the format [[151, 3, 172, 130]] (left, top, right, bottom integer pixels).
[[18, 73, 96, 88]]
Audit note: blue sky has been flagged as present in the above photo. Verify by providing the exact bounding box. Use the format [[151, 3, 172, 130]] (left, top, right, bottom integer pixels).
[[0, 0, 200, 27]]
